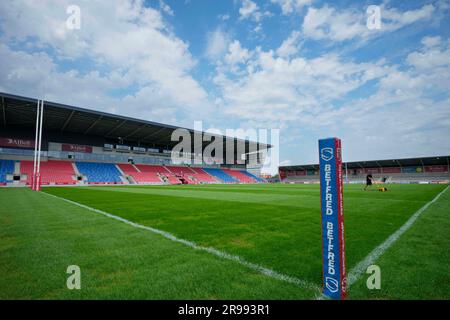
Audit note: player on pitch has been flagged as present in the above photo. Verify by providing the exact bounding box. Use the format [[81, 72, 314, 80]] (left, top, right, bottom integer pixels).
[[364, 174, 374, 191]]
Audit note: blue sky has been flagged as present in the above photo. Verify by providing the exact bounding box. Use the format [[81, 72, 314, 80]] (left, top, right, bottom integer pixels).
[[0, 0, 449, 173]]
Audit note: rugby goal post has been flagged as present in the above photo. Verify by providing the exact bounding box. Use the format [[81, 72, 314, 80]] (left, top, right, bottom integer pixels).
[[32, 99, 44, 191]]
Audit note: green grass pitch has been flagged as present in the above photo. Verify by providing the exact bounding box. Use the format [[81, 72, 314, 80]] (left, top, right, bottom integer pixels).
[[0, 183, 448, 299]]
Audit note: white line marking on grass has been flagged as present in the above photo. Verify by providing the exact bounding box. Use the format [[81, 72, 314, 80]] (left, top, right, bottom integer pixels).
[[347, 185, 449, 287], [42, 192, 321, 295]]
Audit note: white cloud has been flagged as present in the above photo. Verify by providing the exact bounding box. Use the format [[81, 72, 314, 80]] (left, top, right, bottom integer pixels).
[[218, 14, 230, 21], [215, 48, 389, 127], [225, 41, 250, 67], [253, 23, 263, 34], [239, 0, 259, 19], [0, 1, 448, 164], [271, 0, 312, 15], [302, 4, 436, 42], [0, 43, 204, 127], [0, 0, 209, 124], [421, 35, 441, 47], [383, 4, 435, 29], [205, 28, 231, 61], [406, 37, 450, 71], [408, 51, 450, 73], [276, 31, 301, 57], [303, 6, 366, 41], [239, 0, 272, 22], [213, 32, 450, 162], [159, 0, 174, 16]]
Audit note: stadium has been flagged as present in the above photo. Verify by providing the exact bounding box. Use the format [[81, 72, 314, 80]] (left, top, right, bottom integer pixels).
[[0, 0, 449, 308], [0, 92, 267, 187], [1, 92, 448, 301], [279, 156, 450, 185]]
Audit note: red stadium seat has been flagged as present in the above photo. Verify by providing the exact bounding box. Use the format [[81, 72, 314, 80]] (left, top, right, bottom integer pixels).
[[188, 167, 218, 183], [126, 164, 168, 184], [21, 160, 76, 185]]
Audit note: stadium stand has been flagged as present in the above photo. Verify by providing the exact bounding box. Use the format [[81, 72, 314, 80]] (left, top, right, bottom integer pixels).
[[189, 167, 218, 184], [134, 164, 180, 184], [164, 166, 223, 184], [0, 93, 270, 188], [203, 168, 239, 183], [279, 157, 450, 184], [135, 165, 165, 173], [131, 172, 163, 184], [165, 166, 196, 175], [282, 175, 319, 184], [117, 163, 138, 174], [118, 163, 163, 184], [161, 174, 182, 185], [0, 158, 265, 186], [76, 162, 122, 184], [18, 161, 35, 185], [165, 166, 197, 184], [243, 171, 266, 183], [0, 160, 15, 184], [347, 171, 450, 184], [20, 160, 76, 185], [222, 169, 256, 183]]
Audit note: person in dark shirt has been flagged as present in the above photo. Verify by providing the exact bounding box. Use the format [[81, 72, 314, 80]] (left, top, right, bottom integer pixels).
[[364, 174, 374, 191]]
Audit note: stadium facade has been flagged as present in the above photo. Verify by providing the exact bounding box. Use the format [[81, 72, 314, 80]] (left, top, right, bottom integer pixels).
[[0, 92, 269, 187], [279, 156, 450, 184]]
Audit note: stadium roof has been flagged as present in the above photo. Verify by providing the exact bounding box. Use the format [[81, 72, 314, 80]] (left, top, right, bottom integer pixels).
[[279, 155, 450, 171], [0, 92, 270, 152]]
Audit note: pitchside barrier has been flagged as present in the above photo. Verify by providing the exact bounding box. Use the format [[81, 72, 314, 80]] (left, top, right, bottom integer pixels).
[[319, 137, 347, 300]]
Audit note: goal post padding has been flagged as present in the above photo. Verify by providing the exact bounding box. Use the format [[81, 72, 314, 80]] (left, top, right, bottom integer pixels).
[[318, 137, 347, 300]]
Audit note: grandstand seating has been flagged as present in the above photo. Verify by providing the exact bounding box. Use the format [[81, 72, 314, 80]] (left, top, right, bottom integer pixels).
[[0, 158, 264, 186], [165, 166, 197, 184], [189, 167, 218, 183], [160, 174, 182, 184], [20, 160, 76, 185], [222, 169, 256, 183], [134, 164, 176, 184], [282, 171, 450, 184], [75, 162, 122, 184], [347, 172, 450, 184], [165, 166, 195, 176], [18, 161, 34, 185], [243, 171, 266, 183], [203, 168, 238, 183], [283, 175, 320, 183], [131, 172, 163, 184], [135, 164, 183, 184], [165, 166, 222, 184], [117, 163, 138, 174], [136, 164, 170, 174], [0, 160, 15, 184], [117, 163, 163, 184]]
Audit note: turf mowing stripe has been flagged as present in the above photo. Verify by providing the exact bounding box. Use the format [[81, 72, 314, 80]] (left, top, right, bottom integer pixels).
[[42, 191, 322, 295], [87, 186, 321, 209], [346, 185, 449, 287]]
